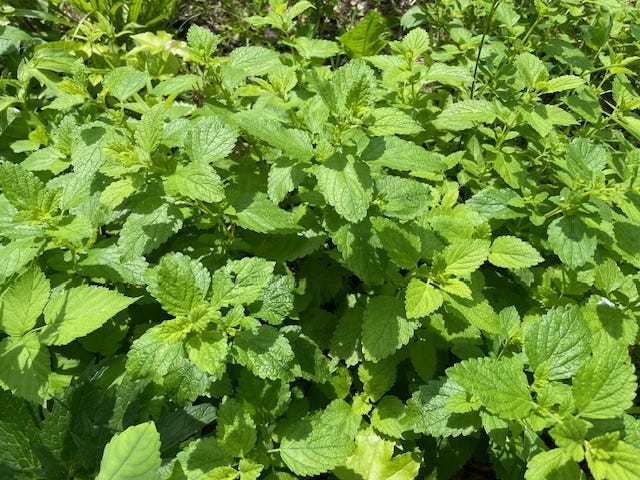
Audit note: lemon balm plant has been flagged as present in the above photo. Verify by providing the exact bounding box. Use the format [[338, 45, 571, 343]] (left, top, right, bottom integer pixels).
[[0, 0, 640, 479]]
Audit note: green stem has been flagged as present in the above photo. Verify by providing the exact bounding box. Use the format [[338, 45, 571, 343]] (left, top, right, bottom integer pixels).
[[470, 0, 502, 100]]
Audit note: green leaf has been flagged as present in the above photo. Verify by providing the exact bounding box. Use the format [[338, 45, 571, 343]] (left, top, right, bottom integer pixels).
[[447, 356, 532, 420], [186, 116, 237, 164], [0, 333, 50, 403], [586, 439, 640, 480], [371, 217, 421, 269], [316, 154, 373, 223], [292, 37, 340, 59], [211, 257, 275, 307], [572, 342, 636, 419], [135, 104, 165, 153], [96, 422, 161, 480], [117, 195, 184, 257], [41, 286, 137, 346], [186, 330, 228, 379], [147, 252, 210, 317], [216, 398, 256, 457], [233, 326, 294, 380], [433, 100, 496, 131], [363, 136, 448, 175], [525, 449, 582, 480], [339, 10, 389, 58], [0, 239, 42, 283], [0, 266, 49, 336], [376, 175, 433, 220], [165, 163, 225, 203], [405, 279, 443, 319], [365, 108, 422, 136], [547, 215, 598, 268], [489, 235, 544, 269], [440, 239, 490, 276], [541, 75, 586, 93], [407, 377, 481, 437], [334, 428, 420, 480], [524, 306, 591, 381], [280, 399, 361, 476], [514, 52, 548, 89], [102, 66, 149, 101], [234, 111, 314, 161], [362, 296, 418, 362], [227, 46, 281, 76], [230, 192, 301, 234], [0, 161, 48, 212]]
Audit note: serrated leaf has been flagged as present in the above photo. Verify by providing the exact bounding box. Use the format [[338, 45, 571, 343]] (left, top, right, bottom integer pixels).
[[96, 422, 161, 480], [405, 279, 443, 319], [547, 215, 597, 268], [362, 296, 418, 362], [165, 163, 224, 203], [447, 356, 532, 420], [230, 192, 301, 233], [211, 257, 275, 307], [0, 333, 50, 403], [440, 239, 490, 276], [186, 330, 228, 379], [363, 136, 448, 175], [407, 377, 481, 437], [41, 286, 137, 346], [186, 116, 237, 164], [0, 161, 48, 212], [339, 10, 389, 57], [227, 46, 281, 76], [292, 37, 340, 59], [489, 236, 544, 269], [135, 104, 165, 153], [371, 217, 421, 269], [541, 75, 585, 93], [280, 400, 361, 476], [433, 100, 496, 131], [334, 428, 420, 480], [316, 154, 373, 223], [586, 439, 640, 480], [118, 198, 184, 257], [147, 253, 210, 317], [234, 111, 314, 161], [0, 266, 49, 336], [525, 448, 582, 480], [233, 326, 294, 380], [525, 307, 591, 381], [0, 239, 42, 283], [365, 108, 422, 136], [514, 52, 548, 89], [572, 342, 636, 419], [102, 66, 149, 101]]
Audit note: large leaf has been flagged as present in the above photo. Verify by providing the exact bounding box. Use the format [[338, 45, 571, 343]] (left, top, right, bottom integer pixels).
[[96, 422, 161, 480], [280, 400, 361, 476], [41, 286, 137, 346]]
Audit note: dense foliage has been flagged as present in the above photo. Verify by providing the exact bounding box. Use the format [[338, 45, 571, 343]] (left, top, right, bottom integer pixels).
[[1, 0, 640, 478]]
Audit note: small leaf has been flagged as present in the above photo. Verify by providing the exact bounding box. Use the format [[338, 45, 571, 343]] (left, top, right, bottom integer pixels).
[[405, 279, 443, 319], [572, 342, 636, 419], [0, 266, 50, 336], [339, 10, 389, 58], [316, 154, 373, 223], [489, 236, 544, 269], [433, 100, 496, 131], [440, 239, 490, 276], [362, 296, 418, 362], [186, 116, 237, 164]]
